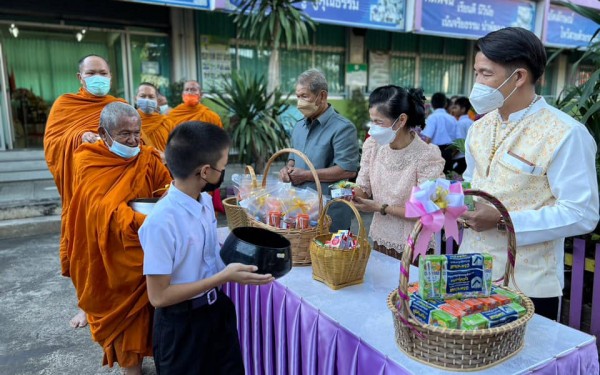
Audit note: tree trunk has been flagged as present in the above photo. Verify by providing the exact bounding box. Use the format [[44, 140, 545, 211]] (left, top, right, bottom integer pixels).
[[267, 20, 281, 97]]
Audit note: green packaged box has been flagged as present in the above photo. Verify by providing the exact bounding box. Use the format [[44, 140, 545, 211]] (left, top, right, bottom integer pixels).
[[430, 309, 459, 329], [462, 314, 488, 330], [491, 287, 522, 304], [419, 253, 493, 300]]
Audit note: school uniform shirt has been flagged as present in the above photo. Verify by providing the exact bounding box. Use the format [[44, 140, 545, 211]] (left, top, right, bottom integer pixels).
[[140, 183, 226, 299], [460, 97, 599, 298], [421, 108, 458, 146], [454, 114, 474, 159]]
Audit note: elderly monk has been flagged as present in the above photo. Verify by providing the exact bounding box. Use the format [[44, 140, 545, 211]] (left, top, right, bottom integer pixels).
[[44, 54, 126, 328], [136, 82, 174, 152], [65, 102, 171, 374], [167, 80, 223, 127]]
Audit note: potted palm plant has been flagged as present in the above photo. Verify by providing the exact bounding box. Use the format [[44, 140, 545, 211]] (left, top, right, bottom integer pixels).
[[211, 71, 291, 172]]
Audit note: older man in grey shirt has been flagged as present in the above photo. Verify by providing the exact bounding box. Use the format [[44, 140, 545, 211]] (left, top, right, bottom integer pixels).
[[279, 69, 359, 231]]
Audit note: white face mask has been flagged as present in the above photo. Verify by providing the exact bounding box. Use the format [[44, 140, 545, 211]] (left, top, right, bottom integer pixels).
[[468, 70, 519, 114], [368, 116, 401, 145]]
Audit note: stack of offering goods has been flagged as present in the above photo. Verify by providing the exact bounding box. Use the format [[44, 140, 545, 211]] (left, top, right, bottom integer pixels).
[[404, 253, 528, 330], [314, 230, 358, 250], [329, 180, 358, 201], [238, 181, 322, 230]]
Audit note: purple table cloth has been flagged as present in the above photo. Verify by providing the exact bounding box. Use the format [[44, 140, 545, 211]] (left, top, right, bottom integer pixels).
[[217, 227, 599, 375]]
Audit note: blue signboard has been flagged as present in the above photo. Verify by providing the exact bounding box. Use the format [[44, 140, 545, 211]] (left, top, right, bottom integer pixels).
[[419, 0, 536, 39], [298, 0, 406, 31], [546, 4, 599, 48], [126, 0, 213, 10], [217, 0, 406, 31]]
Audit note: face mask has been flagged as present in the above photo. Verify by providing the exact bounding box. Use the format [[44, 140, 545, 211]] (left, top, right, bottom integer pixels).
[[137, 98, 158, 114], [83, 75, 111, 96], [159, 104, 169, 114], [104, 130, 140, 159], [367, 117, 401, 145], [297, 92, 323, 118], [468, 70, 519, 114], [202, 167, 225, 192], [183, 93, 200, 106]]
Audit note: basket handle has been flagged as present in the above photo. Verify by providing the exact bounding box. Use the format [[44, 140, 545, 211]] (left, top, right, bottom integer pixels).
[[316, 199, 366, 239], [262, 148, 323, 213], [398, 189, 517, 321], [244, 165, 258, 189]]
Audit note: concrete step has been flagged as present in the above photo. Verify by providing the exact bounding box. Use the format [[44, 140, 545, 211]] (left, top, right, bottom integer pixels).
[[0, 150, 45, 162], [0, 159, 49, 173], [0, 169, 53, 182], [0, 215, 60, 240]]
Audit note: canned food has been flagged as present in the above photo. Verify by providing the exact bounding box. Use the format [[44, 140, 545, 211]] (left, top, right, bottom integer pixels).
[[268, 211, 282, 227]]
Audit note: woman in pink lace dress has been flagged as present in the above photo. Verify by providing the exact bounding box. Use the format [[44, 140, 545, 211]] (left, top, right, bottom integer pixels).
[[353, 86, 444, 259]]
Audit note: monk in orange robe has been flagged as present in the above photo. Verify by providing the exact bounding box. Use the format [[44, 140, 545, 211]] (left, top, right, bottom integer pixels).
[[135, 82, 173, 152], [66, 102, 171, 375], [167, 80, 223, 127], [44, 54, 126, 328]]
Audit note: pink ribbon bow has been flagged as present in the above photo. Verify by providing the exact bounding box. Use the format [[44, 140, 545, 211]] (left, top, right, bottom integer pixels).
[[405, 179, 467, 261]]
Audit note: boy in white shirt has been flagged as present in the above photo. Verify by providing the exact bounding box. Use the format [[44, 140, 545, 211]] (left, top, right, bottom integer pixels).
[[140, 122, 274, 374]]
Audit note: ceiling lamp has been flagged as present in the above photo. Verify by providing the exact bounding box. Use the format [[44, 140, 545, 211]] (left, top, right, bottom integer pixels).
[[76, 28, 86, 42], [9, 24, 19, 38]]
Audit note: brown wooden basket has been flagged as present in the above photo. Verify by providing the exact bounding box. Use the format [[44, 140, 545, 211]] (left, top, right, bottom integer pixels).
[[245, 148, 330, 266], [223, 165, 257, 231], [387, 189, 535, 371], [310, 199, 371, 290]]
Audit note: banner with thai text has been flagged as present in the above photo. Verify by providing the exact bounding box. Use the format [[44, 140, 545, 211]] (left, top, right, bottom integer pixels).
[[418, 0, 536, 39], [545, 3, 599, 48], [126, 0, 213, 10], [216, 0, 407, 31]]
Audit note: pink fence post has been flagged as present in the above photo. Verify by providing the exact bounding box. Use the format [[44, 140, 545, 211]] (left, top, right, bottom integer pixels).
[[569, 238, 586, 330], [590, 244, 600, 340]]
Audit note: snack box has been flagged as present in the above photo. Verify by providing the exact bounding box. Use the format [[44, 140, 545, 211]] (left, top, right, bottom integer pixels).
[[409, 298, 458, 328], [419, 253, 493, 300], [440, 304, 467, 327], [490, 294, 512, 307], [461, 303, 525, 330], [491, 287, 522, 304]]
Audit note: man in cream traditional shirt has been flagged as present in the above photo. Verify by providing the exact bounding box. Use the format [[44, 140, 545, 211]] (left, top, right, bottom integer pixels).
[[459, 27, 599, 321]]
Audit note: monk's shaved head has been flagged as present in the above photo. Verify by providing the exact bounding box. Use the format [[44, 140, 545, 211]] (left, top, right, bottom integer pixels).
[[137, 82, 158, 98], [78, 54, 110, 73], [183, 80, 201, 94], [100, 102, 140, 134]]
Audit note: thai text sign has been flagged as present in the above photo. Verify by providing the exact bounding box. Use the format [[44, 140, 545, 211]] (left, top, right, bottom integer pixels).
[[419, 0, 536, 39]]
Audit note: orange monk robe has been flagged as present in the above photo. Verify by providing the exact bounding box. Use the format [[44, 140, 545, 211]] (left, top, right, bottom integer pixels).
[[66, 142, 171, 368], [138, 110, 174, 152], [167, 102, 223, 128], [44, 88, 126, 276]]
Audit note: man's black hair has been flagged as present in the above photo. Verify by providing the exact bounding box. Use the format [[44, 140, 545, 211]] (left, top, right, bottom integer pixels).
[[476, 27, 547, 83], [165, 122, 230, 179], [431, 92, 447, 109], [455, 97, 471, 112]]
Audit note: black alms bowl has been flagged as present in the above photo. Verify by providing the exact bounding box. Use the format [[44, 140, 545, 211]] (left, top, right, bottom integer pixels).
[[220, 227, 292, 279]]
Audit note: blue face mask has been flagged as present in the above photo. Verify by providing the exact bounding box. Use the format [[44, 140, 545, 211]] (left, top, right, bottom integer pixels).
[[159, 104, 169, 114], [84, 75, 111, 96], [137, 98, 158, 114], [104, 130, 140, 159]]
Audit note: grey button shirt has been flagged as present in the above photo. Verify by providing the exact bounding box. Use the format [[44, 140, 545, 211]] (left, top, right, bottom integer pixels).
[[290, 104, 359, 230]]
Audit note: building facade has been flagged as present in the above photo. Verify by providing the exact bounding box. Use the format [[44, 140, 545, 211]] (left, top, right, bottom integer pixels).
[[0, 0, 598, 158]]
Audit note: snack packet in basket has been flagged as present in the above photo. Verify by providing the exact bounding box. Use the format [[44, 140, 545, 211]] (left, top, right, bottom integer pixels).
[[461, 302, 525, 330], [419, 253, 493, 300]]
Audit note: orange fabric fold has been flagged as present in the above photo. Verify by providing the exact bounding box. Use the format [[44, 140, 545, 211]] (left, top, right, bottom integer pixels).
[[167, 102, 223, 128], [138, 110, 174, 152], [44, 88, 126, 276], [65, 143, 171, 368]]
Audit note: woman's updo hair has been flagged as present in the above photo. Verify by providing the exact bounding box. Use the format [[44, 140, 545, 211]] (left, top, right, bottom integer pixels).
[[368, 85, 426, 129]]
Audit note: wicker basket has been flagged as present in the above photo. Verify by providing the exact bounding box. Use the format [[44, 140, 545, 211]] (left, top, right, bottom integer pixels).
[[310, 199, 371, 290], [387, 189, 535, 371], [223, 166, 257, 231], [245, 148, 330, 266]]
